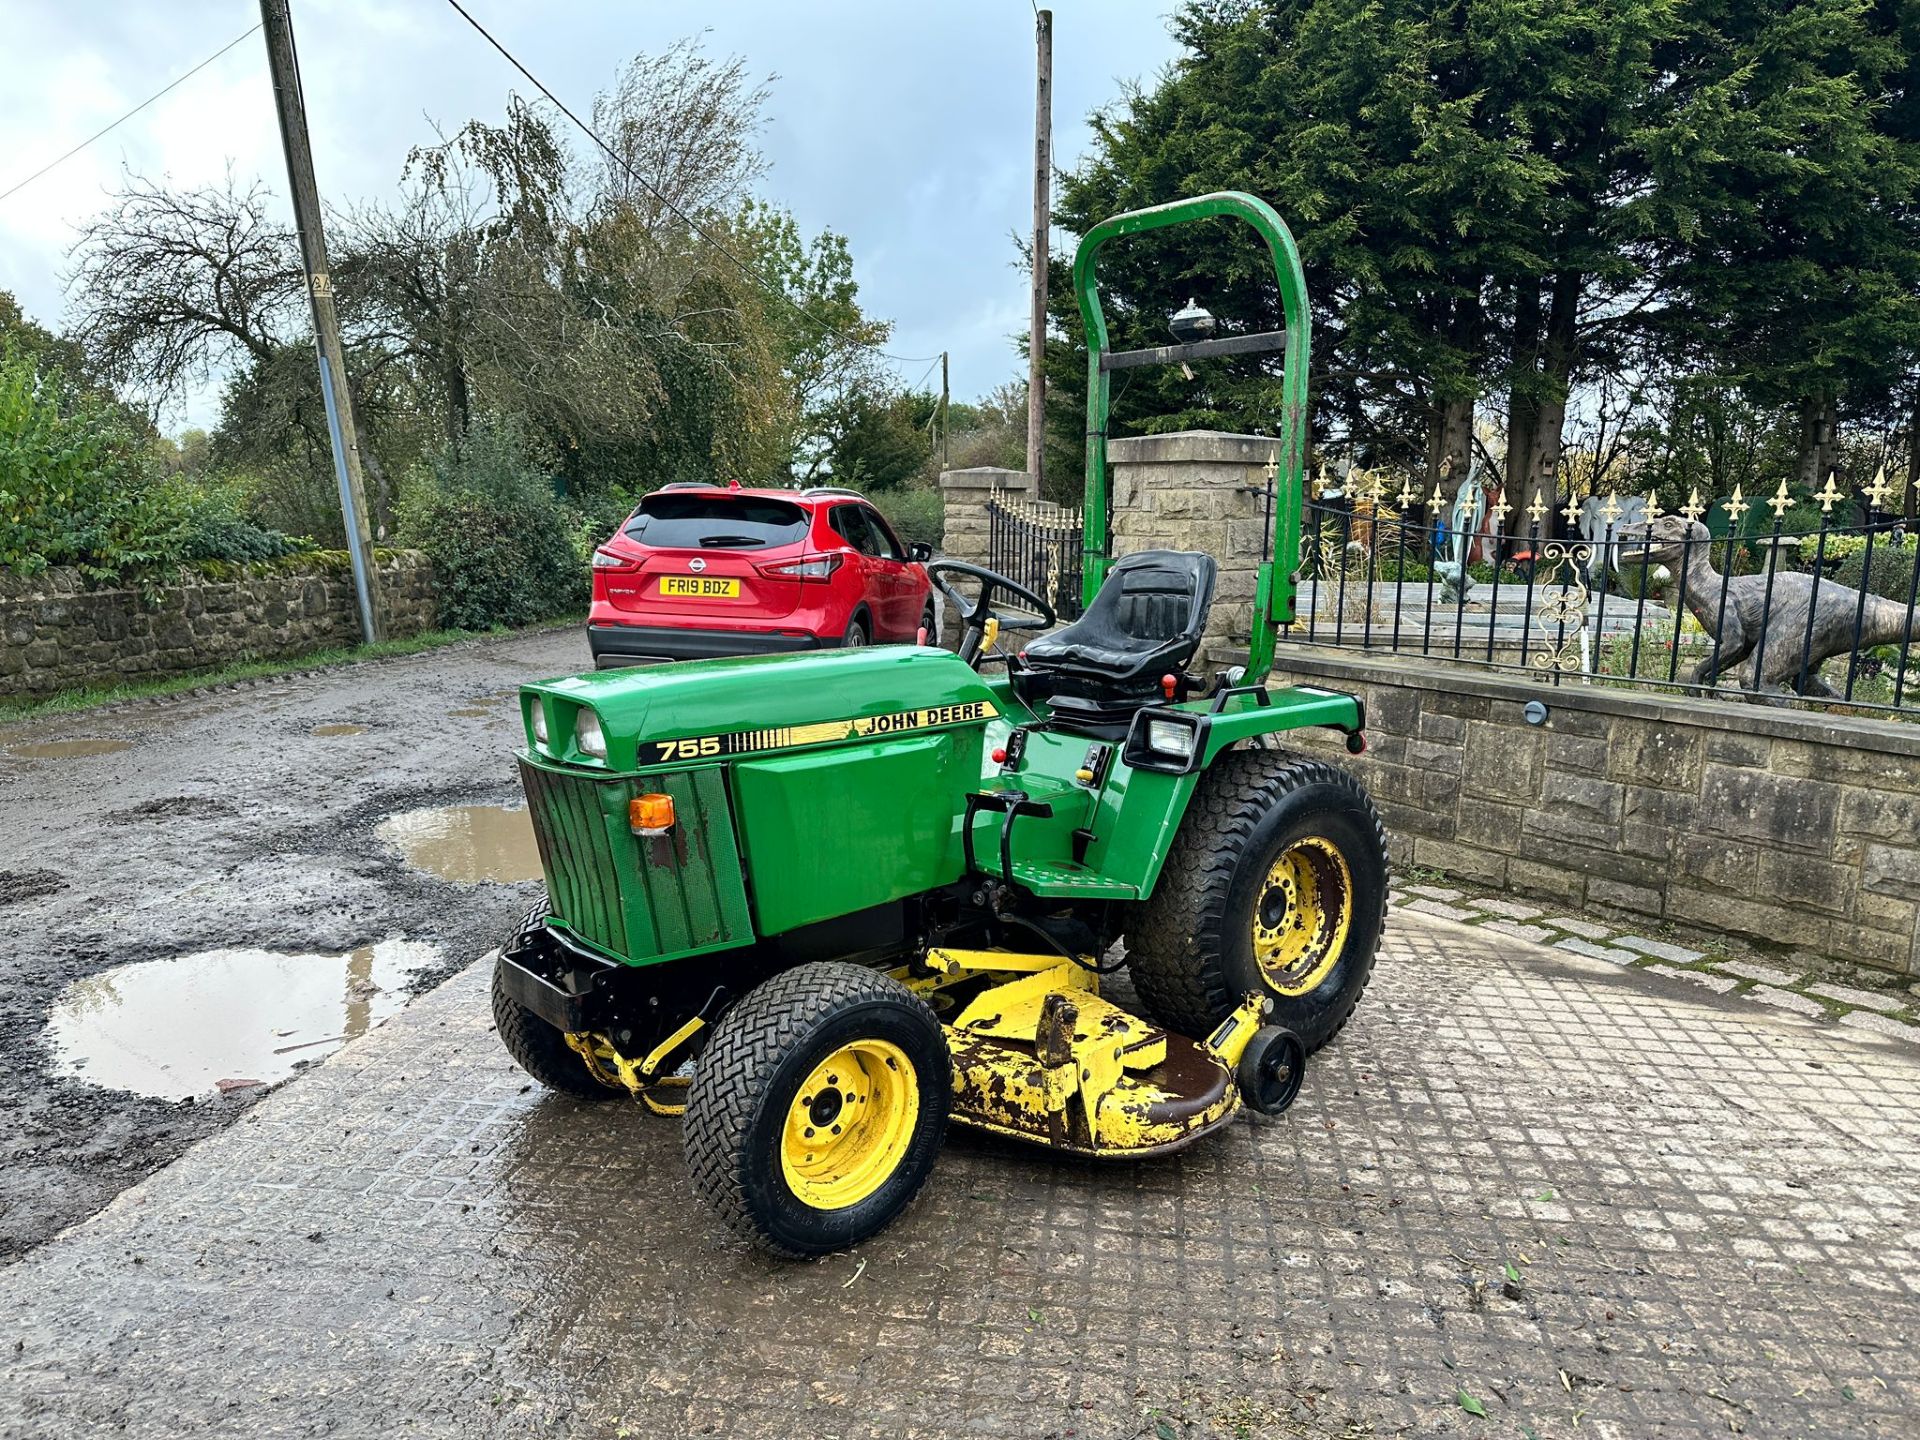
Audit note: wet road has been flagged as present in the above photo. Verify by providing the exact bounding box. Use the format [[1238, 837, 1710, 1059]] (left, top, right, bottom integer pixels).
[[2, 911, 1917, 1438], [0, 627, 589, 1260]]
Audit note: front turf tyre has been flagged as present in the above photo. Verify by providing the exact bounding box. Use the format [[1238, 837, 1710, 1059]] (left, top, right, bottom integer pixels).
[[683, 961, 951, 1257], [1126, 753, 1388, 1052]]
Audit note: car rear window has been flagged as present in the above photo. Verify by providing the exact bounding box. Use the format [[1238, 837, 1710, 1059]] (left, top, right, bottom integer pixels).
[[622, 493, 810, 549]]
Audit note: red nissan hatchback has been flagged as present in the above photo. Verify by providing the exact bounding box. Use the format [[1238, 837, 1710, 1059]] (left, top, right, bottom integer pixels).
[[587, 484, 936, 667]]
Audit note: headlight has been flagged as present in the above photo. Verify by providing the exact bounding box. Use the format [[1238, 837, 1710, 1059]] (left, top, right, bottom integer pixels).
[[531, 705, 549, 746], [1145, 718, 1197, 759], [575, 709, 607, 758]]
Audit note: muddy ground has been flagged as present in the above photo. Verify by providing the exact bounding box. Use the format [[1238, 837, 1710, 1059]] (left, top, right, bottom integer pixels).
[[0, 627, 588, 1261]]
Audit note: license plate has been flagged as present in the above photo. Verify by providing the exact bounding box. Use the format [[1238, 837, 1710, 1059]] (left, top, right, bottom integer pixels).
[[659, 576, 741, 599]]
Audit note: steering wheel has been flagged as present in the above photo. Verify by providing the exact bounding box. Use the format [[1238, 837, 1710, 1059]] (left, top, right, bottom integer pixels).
[[926, 560, 1056, 666]]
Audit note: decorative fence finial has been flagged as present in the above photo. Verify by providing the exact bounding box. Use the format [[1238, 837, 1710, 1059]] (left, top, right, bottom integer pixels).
[[1680, 487, 1705, 522], [1768, 479, 1794, 519], [1866, 463, 1896, 512], [1527, 490, 1548, 525], [1600, 492, 1623, 527], [1559, 494, 1583, 527], [1727, 483, 1750, 522], [1817, 471, 1844, 513], [1642, 488, 1663, 521]]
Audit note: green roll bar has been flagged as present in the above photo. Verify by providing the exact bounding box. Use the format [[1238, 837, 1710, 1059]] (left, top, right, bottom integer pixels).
[[1072, 191, 1311, 684]]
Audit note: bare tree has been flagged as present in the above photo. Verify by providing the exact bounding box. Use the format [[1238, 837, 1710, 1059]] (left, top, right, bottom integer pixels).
[[67, 172, 304, 409]]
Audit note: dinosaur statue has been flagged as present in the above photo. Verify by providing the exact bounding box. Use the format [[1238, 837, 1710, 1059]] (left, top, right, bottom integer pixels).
[[1618, 513, 1917, 700]]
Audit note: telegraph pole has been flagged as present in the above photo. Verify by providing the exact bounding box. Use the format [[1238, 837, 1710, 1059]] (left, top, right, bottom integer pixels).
[[259, 0, 381, 643], [1026, 8, 1052, 492], [940, 351, 950, 471]]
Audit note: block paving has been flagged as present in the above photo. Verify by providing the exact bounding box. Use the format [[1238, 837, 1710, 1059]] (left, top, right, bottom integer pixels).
[[3, 912, 1917, 1438], [1394, 878, 1920, 1044]]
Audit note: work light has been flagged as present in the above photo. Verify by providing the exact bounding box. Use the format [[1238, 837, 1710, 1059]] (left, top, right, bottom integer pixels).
[[1146, 717, 1197, 760]]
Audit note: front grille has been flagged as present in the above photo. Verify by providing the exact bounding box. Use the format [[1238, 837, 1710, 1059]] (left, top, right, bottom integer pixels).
[[518, 758, 753, 964], [520, 759, 631, 957]]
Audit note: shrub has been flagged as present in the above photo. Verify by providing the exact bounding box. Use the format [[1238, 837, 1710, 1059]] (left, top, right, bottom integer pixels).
[[164, 472, 312, 563], [1835, 534, 1920, 603], [397, 418, 587, 630]]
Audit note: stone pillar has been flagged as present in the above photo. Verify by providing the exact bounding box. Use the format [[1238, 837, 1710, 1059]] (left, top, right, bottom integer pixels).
[[931, 467, 1036, 649], [937, 466, 1035, 568], [1106, 430, 1277, 670]]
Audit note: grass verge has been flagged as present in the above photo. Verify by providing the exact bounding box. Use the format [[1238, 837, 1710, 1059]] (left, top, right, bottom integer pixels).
[[0, 622, 564, 724]]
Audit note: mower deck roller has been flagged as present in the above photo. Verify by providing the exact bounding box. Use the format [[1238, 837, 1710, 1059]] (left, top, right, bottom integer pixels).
[[491, 191, 1389, 1256]]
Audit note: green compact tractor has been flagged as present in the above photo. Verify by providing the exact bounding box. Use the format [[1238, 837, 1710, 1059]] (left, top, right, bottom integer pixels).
[[494, 193, 1388, 1255]]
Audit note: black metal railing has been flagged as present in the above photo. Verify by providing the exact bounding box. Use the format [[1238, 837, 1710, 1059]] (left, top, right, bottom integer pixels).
[[1283, 478, 1920, 717], [986, 491, 1086, 622]]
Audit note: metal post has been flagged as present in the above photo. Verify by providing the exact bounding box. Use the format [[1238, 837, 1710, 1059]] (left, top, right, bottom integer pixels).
[[940, 351, 950, 473], [260, 0, 381, 644], [1026, 8, 1052, 491]]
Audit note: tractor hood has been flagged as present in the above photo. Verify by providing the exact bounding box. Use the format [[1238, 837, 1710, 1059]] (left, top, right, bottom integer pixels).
[[520, 646, 1002, 773]]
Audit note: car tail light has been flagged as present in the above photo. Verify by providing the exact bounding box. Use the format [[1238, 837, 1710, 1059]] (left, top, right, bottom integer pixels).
[[592, 548, 637, 571], [756, 553, 842, 582]]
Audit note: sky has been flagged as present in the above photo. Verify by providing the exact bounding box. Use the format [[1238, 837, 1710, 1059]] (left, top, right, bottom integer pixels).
[[0, 1, 1184, 433]]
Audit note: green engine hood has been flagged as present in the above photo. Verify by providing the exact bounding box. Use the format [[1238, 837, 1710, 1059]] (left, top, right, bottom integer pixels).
[[520, 646, 1003, 773]]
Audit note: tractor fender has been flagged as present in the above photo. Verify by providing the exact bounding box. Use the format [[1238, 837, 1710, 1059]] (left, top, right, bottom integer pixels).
[[1104, 684, 1365, 900]]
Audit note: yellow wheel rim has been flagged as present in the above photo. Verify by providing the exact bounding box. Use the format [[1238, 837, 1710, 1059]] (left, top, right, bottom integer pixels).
[[779, 1039, 920, 1210], [1251, 837, 1354, 997]]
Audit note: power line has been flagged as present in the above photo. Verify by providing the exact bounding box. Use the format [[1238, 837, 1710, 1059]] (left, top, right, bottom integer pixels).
[[441, 0, 941, 369], [0, 25, 262, 205]]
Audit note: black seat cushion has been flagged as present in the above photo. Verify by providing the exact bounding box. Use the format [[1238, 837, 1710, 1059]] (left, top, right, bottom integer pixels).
[[1018, 550, 1216, 707]]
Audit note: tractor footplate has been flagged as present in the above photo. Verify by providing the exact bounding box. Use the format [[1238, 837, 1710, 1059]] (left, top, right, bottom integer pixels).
[[926, 950, 1254, 1158]]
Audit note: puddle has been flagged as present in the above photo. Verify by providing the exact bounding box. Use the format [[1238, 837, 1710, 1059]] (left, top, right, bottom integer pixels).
[[6, 739, 134, 759], [377, 803, 541, 884], [446, 707, 492, 719], [311, 723, 367, 737], [44, 939, 437, 1100]]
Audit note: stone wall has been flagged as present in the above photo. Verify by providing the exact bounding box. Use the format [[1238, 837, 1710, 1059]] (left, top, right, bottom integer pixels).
[[1267, 647, 1920, 976], [1107, 431, 1275, 671], [1, 551, 437, 697]]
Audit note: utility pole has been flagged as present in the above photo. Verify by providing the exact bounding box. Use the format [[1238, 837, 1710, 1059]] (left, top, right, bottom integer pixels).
[[1026, 8, 1052, 493], [940, 351, 950, 472], [259, 0, 381, 643]]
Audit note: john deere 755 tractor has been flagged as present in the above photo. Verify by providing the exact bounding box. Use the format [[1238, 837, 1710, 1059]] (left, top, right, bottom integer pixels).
[[494, 193, 1387, 1255]]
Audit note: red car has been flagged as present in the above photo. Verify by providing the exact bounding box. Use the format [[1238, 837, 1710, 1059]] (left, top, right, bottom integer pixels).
[[587, 484, 936, 667]]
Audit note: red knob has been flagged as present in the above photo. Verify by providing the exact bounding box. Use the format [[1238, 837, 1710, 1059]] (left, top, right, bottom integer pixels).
[[1161, 673, 1178, 701], [991, 747, 1008, 764]]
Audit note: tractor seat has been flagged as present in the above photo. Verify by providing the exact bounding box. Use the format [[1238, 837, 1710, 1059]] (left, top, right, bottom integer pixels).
[[1015, 550, 1216, 727]]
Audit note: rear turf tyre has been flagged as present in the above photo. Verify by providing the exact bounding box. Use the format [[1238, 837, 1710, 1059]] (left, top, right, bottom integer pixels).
[[491, 905, 622, 1100], [684, 961, 950, 1257], [1126, 753, 1388, 1052], [841, 617, 869, 648]]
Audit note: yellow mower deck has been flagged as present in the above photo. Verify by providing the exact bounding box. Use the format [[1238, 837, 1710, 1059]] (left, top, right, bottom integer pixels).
[[912, 948, 1268, 1158], [566, 948, 1274, 1159]]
